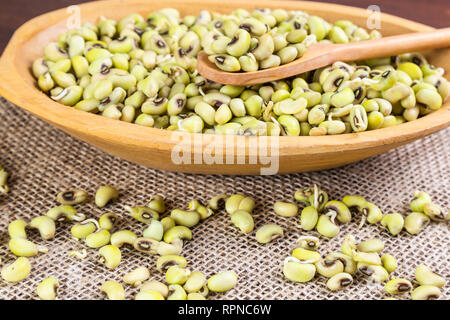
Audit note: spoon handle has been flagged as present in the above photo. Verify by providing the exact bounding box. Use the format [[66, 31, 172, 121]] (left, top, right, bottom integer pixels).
[[332, 27, 450, 62]]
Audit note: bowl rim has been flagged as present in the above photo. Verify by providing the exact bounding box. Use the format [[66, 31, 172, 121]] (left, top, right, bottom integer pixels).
[[0, 0, 449, 158]]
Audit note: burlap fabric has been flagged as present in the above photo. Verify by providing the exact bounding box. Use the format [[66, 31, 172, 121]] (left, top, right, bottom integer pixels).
[[0, 97, 448, 300]]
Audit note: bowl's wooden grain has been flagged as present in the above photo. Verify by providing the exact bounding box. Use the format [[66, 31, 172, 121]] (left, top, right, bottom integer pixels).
[[0, 0, 449, 175]]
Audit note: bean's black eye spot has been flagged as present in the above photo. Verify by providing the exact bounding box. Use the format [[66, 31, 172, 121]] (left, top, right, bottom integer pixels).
[[334, 76, 344, 87], [62, 191, 74, 200], [239, 24, 252, 33], [215, 56, 225, 64], [354, 88, 362, 99], [156, 40, 166, 48], [382, 70, 391, 78], [294, 21, 302, 29], [412, 57, 422, 66]]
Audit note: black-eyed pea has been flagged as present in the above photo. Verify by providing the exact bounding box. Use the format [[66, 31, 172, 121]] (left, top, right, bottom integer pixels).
[[141, 280, 169, 298], [423, 202, 448, 221], [381, 254, 397, 273], [225, 194, 255, 214], [231, 210, 254, 234], [208, 194, 228, 211], [363, 202, 383, 224], [404, 212, 430, 235], [207, 270, 238, 292], [9, 238, 47, 257], [381, 213, 404, 236], [8, 220, 28, 239], [357, 263, 389, 282], [29, 216, 56, 240], [411, 285, 441, 300], [85, 229, 111, 248], [385, 278, 412, 294], [323, 200, 351, 224], [147, 195, 166, 213], [142, 220, 164, 241], [294, 186, 313, 204], [356, 238, 384, 253], [166, 266, 191, 285], [342, 195, 367, 215], [274, 201, 298, 217], [308, 185, 328, 212], [352, 250, 382, 265], [415, 265, 446, 288], [95, 185, 119, 207], [160, 217, 176, 233], [155, 239, 184, 256], [187, 293, 207, 300], [37, 277, 59, 300], [125, 205, 159, 223], [255, 224, 283, 244], [341, 234, 356, 256], [1, 257, 31, 282], [316, 215, 339, 238], [315, 259, 344, 278], [0, 164, 9, 194], [110, 230, 137, 247], [123, 266, 150, 287], [326, 272, 353, 291], [326, 252, 357, 275], [135, 290, 165, 300], [296, 236, 320, 251], [98, 213, 118, 231], [46, 205, 85, 222], [410, 191, 432, 212], [167, 284, 188, 300], [101, 281, 125, 300], [163, 226, 192, 244], [190, 201, 214, 220], [300, 206, 318, 231], [98, 245, 121, 269], [156, 255, 187, 272], [170, 209, 200, 228], [133, 237, 158, 254], [283, 258, 316, 283], [184, 271, 207, 293], [56, 190, 87, 205], [292, 248, 321, 264]]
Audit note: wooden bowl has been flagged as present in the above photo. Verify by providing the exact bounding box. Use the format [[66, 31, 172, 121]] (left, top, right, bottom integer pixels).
[[0, 0, 449, 175]]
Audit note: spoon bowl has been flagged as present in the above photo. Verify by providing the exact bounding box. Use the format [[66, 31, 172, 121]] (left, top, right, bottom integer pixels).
[[198, 28, 450, 86], [0, 0, 449, 175]]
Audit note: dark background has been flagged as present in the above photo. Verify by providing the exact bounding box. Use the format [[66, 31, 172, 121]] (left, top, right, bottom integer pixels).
[[1, 0, 449, 53]]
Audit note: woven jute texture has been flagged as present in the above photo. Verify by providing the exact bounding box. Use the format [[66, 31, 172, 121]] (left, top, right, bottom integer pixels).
[[0, 97, 448, 300]]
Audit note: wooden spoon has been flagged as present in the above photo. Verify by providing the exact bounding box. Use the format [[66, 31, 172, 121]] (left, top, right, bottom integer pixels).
[[197, 28, 450, 85]]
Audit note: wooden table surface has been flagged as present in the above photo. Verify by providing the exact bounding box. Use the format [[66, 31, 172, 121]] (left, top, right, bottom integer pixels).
[[1, 0, 449, 53]]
